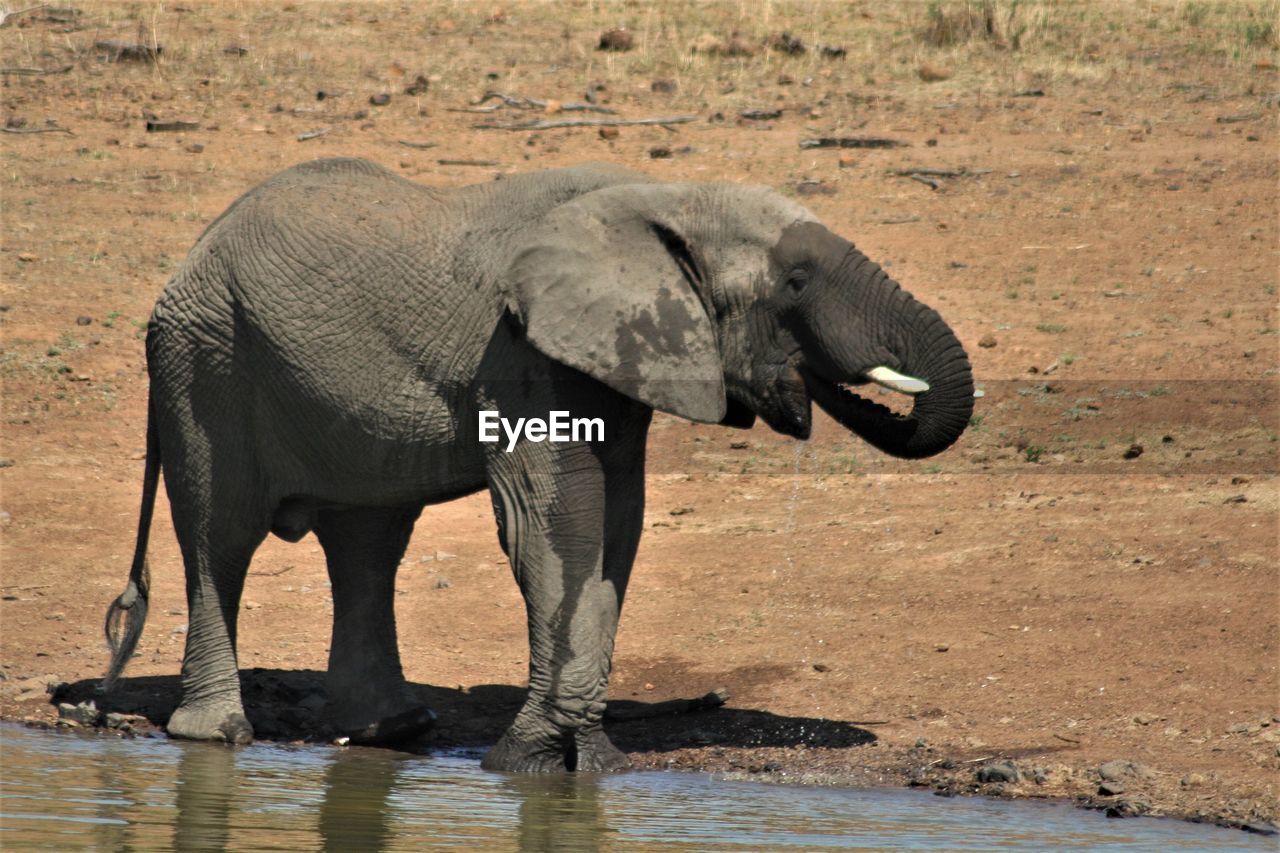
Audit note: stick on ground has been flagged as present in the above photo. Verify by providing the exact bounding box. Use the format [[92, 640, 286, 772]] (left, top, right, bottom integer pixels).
[[476, 115, 698, 131], [801, 137, 909, 149]]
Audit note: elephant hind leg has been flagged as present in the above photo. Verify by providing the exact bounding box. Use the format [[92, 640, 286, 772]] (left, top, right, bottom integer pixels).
[[314, 504, 436, 745], [166, 497, 269, 745]]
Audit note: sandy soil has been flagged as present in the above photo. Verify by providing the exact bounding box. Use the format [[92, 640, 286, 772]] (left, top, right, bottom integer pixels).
[[2, 0, 1277, 834]]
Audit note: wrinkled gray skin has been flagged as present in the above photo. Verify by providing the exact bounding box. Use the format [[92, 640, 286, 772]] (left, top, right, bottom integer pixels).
[[102, 158, 974, 772]]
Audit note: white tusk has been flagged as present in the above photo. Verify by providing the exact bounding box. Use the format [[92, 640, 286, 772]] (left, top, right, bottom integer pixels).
[[866, 366, 930, 395]]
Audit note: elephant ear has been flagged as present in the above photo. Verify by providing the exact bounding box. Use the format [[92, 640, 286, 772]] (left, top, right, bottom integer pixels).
[[502, 184, 726, 423]]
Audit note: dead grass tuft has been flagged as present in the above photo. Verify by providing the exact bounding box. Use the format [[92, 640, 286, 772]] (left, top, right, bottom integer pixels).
[[920, 0, 1030, 50]]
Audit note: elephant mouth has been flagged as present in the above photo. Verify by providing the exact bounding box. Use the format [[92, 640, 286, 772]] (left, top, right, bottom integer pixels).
[[800, 366, 919, 426]]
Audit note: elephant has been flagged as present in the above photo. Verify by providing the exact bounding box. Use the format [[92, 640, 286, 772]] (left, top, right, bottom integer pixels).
[[101, 158, 974, 772]]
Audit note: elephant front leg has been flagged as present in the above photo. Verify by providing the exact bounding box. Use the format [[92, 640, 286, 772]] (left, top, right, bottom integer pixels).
[[315, 505, 435, 745], [482, 434, 646, 773]]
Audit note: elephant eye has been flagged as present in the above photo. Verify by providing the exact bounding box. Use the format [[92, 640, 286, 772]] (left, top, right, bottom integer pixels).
[[785, 268, 809, 292]]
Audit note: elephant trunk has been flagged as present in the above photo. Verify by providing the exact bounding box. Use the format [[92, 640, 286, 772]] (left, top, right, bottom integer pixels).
[[800, 252, 975, 460]]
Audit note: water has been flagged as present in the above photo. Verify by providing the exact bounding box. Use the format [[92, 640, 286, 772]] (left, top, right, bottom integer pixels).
[[0, 725, 1268, 851]]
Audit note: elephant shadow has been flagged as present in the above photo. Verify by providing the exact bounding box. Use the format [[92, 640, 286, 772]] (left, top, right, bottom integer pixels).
[[62, 667, 876, 754]]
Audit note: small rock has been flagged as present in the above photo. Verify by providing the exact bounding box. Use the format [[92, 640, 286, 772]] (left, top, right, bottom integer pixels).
[[768, 32, 805, 55], [812, 663, 829, 673], [721, 36, 755, 57], [17, 253, 38, 263], [837, 154, 857, 169], [0, 459, 14, 469], [433, 577, 451, 589], [404, 75, 429, 96], [978, 334, 998, 348], [105, 712, 144, 729], [690, 33, 725, 54], [1106, 798, 1150, 818], [76, 315, 93, 326], [763, 761, 782, 772], [1132, 713, 1164, 725], [333, 736, 350, 746], [1098, 780, 1126, 796], [369, 93, 391, 106], [58, 701, 102, 727], [918, 64, 951, 82], [1031, 767, 1049, 785], [649, 146, 672, 159], [1231, 476, 1250, 485], [976, 761, 1018, 784], [172, 623, 189, 634], [1122, 444, 1143, 460], [650, 79, 677, 94], [597, 28, 633, 52], [598, 126, 619, 140], [795, 180, 835, 196], [185, 143, 205, 154], [1098, 760, 1148, 781], [935, 644, 949, 652], [1224, 494, 1247, 504], [1181, 773, 1206, 787]]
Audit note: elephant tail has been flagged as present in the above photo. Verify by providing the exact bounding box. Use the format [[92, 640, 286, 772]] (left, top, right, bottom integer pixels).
[[101, 397, 158, 693]]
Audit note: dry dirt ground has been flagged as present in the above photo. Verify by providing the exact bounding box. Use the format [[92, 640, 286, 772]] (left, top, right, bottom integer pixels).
[[2, 0, 1277, 835]]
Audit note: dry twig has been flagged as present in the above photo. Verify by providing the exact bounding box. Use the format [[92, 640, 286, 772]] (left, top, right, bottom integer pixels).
[[476, 114, 697, 131], [450, 91, 616, 115], [1, 125, 72, 134], [0, 64, 72, 75], [0, 4, 46, 26], [800, 137, 909, 149]]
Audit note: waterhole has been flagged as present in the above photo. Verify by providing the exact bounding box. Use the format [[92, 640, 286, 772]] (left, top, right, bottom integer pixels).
[[0, 724, 1266, 850]]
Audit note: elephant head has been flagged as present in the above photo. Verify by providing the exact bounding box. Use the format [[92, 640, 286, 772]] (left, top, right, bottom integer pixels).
[[503, 182, 974, 459]]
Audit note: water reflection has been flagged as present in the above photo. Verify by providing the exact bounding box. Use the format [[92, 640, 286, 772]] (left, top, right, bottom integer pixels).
[[173, 740, 238, 852], [317, 748, 402, 851], [506, 771, 610, 852], [1, 725, 1271, 851]]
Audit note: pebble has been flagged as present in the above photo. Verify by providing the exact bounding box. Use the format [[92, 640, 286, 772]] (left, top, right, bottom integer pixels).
[[1098, 780, 1126, 796], [1098, 760, 1150, 781], [58, 701, 102, 727], [1106, 798, 1150, 817], [976, 761, 1019, 784], [369, 93, 391, 106], [76, 315, 93, 326], [978, 334, 997, 349], [1181, 773, 1206, 787], [597, 28, 633, 51]]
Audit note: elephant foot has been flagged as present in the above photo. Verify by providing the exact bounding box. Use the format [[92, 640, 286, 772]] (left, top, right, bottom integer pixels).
[[482, 726, 630, 773], [572, 727, 631, 772], [167, 703, 253, 745]]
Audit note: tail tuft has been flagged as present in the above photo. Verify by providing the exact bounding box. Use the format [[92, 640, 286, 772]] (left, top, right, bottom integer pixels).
[[101, 561, 150, 693]]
